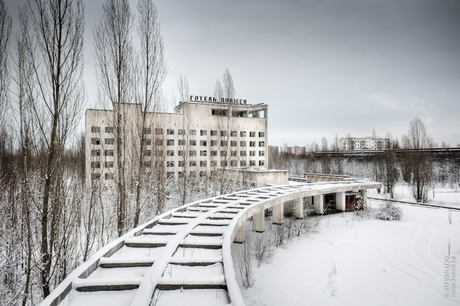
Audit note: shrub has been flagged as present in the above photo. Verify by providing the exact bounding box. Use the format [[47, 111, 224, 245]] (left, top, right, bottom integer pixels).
[[377, 201, 402, 221]]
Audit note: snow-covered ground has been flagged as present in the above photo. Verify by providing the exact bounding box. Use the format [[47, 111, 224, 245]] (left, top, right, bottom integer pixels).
[[236, 186, 460, 306]]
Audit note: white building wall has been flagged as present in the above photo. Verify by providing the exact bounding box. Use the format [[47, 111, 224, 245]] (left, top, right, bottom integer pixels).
[[86, 101, 268, 186]]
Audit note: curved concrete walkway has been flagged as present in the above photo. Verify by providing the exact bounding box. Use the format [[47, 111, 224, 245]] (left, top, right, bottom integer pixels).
[[41, 180, 380, 306]]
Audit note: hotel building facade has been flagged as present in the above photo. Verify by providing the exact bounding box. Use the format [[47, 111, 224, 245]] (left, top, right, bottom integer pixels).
[[85, 99, 268, 186]]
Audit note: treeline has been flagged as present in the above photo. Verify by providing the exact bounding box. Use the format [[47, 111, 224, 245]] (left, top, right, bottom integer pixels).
[[270, 117, 460, 202]]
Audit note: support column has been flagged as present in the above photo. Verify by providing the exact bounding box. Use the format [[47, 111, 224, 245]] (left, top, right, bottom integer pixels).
[[360, 189, 368, 207], [336, 192, 346, 211], [272, 202, 284, 224], [293, 198, 303, 219], [313, 195, 323, 214], [234, 224, 245, 243], [253, 209, 265, 232]]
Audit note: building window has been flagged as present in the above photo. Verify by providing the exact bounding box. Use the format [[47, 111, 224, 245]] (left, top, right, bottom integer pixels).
[[211, 140, 218, 147], [231, 150, 237, 156], [240, 131, 246, 137], [91, 150, 101, 156], [91, 138, 101, 145], [221, 131, 227, 137], [91, 126, 101, 133], [143, 139, 151, 146], [230, 131, 237, 137], [144, 150, 152, 157], [189, 129, 196, 136], [240, 141, 246, 147], [155, 139, 164, 145], [240, 161, 247, 167], [178, 150, 185, 156], [167, 161, 174, 167], [220, 160, 228, 167], [105, 173, 113, 180], [167, 172, 174, 178], [167, 139, 174, 146], [200, 130, 207, 136], [189, 150, 197, 156], [104, 161, 114, 168], [105, 126, 114, 133], [91, 162, 101, 168], [259, 132, 265, 137], [104, 150, 114, 156], [189, 140, 196, 146], [259, 141, 265, 147], [220, 140, 228, 147], [250, 151, 256, 156], [211, 130, 218, 136], [178, 129, 185, 136], [178, 139, 185, 146], [200, 161, 207, 167], [211, 150, 218, 157], [240, 151, 247, 156], [155, 128, 163, 135], [200, 140, 207, 146], [212, 109, 228, 116], [259, 151, 265, 156], [91, 173, 101, 180], [250, 160, 256, 166], [231, 141, 237, 147], [221, 150, 227, 156], [189, 161, 197, 167], [250, 131, 256, 137], [167, 129, 174, 135], [249, 141, 256, 147], [178, 161, 185, 167], [259, 160, 265, 166], [230, 160, 237, 167], [105, 138, 114, 145], [211, 161, 217, 167], [200, 150, 207, 156], [167, 150, 174, 156], [143, 128, 151, 134]]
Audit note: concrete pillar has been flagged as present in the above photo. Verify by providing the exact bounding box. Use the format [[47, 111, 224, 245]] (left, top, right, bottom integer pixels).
[[313, 195, 323, 214], [253, 209, 265, 232], [234, 224, 245, 243], [293, 198, 303, 219], [272, 202, 284, 224], [360, 189, 368, 207], [336, 192, 346, 211]]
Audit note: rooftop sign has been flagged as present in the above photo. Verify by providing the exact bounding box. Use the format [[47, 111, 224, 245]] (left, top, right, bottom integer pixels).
[[190, 95, 247, 105]]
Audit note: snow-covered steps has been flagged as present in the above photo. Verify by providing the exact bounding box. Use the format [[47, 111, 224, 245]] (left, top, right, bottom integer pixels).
[[42, 180, 381, 306]]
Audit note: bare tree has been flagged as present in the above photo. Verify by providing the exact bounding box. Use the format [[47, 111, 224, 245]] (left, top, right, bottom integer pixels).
[[0, 0, 11, 124], [133, 0, 167, 227], [24, 0, 85, 297], [15, 7, 36, 304], [94, 0, 134, 236], [236, 239, 255, 289], [0, 0, 12, 176], [401, 117, 433, 202]]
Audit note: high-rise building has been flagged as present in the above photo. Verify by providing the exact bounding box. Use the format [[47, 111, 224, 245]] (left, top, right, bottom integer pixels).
[[85, 99, 268, 186]]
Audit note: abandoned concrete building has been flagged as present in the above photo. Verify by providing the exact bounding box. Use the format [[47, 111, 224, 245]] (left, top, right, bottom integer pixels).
[[340, 136, 391, 151], [85, 99, 268, 186]]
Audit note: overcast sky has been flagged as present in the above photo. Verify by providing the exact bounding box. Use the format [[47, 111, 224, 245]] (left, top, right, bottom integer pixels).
[[5, 0, 460, 147]]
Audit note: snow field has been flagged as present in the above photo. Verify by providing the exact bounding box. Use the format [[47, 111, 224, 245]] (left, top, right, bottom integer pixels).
[[237, 196, 460, 306]]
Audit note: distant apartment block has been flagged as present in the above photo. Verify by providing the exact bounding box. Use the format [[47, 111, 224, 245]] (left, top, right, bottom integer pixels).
[[86, 99, 268, 186], [340, 137, 391, 151]]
